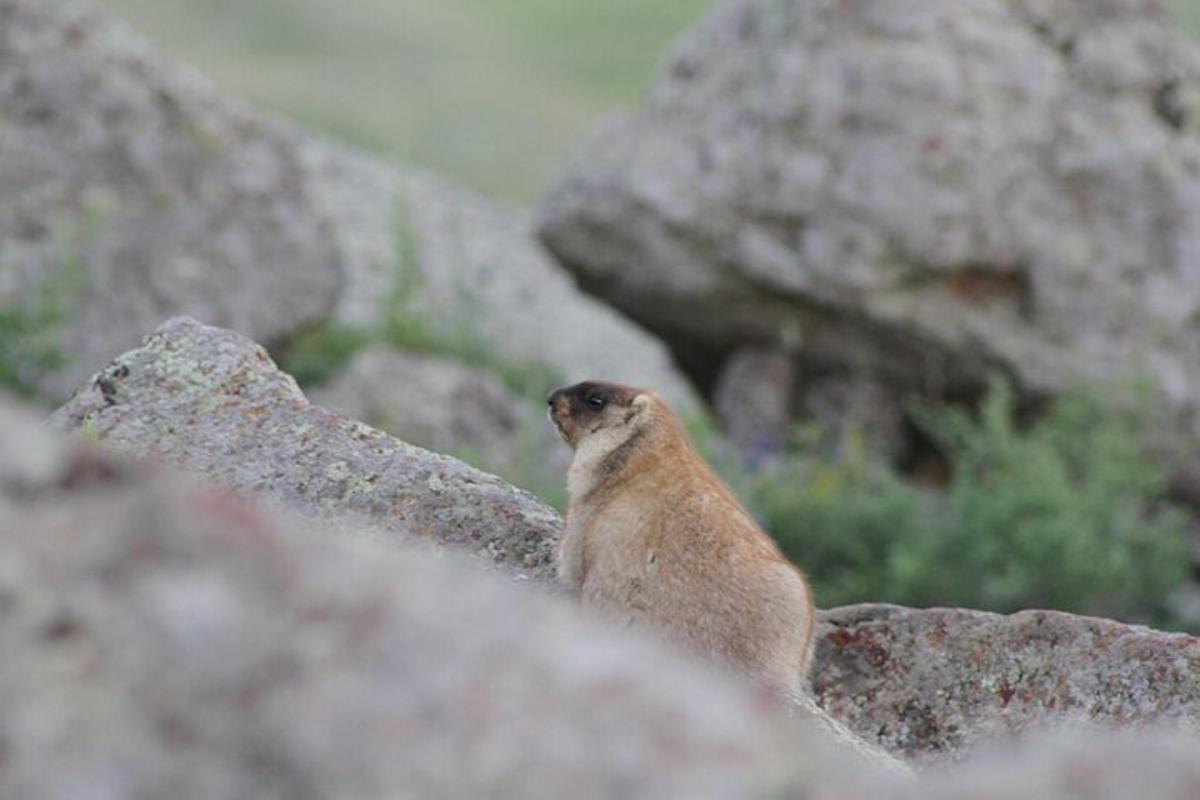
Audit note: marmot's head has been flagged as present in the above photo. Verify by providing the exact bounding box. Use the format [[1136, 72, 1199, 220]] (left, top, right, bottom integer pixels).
[[547, 380, 653, 450]]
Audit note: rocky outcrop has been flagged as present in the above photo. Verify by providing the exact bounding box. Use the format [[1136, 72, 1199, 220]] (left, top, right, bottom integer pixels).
[[50, 316, 562, 582], [308, 345, 569, 483], [0, 0, 699, 411], [538, 0, 1200, 491], [1, 398, 882, 799], [815, 604, 1200, 764]]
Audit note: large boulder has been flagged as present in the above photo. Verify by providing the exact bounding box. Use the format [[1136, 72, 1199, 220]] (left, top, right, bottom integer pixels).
[[538, 0, 1200, 491], [50, 316, 562, 582], [815, 604, 1200, 764], [0, 0, 699, 412], [0, 399, 880, 799]]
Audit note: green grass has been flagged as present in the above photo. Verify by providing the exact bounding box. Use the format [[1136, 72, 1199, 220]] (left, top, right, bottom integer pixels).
[[1174, 0, 1200, 31], [86, 0, 712, 202]]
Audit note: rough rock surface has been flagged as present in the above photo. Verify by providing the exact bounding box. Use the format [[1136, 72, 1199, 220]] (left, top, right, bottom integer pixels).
[[308, 345, 569, 481], [0, 399, 881, 800], [538, 0, 1200, 490], [814, 604, 1200, 764], [50, 317, 562, 582], [0, 0, 347, 399]]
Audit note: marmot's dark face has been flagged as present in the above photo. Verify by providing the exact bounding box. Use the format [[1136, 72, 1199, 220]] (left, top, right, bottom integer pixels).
[[547, 381, 641, 448]]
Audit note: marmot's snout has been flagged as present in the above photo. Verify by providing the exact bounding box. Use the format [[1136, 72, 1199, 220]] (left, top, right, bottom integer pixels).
[[547, 387, 575, 444]]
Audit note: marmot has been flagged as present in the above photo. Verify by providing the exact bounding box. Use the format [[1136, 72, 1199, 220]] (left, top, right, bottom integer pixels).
[[548, 380, 816, 696]]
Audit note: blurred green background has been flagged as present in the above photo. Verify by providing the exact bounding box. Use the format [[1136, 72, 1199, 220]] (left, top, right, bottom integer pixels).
[[88, 0, 1200, 203], [92, 0, 710, 202]]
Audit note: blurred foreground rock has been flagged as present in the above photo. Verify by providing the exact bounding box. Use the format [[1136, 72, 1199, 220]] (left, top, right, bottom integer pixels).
[[539, 0, 1200, 494], [815, 604, 1200, 764], [50, 316, 562, 582], [1, 399, 877, 799], [0, 0, 698, 411], [906, 728, 1200, 800]]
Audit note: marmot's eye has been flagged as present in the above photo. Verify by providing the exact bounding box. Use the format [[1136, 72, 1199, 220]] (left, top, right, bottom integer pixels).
[[585, 392, 607, 410]]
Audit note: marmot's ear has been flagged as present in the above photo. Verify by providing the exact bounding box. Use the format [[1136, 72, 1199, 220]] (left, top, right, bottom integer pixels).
[[631, 394, 652, 415]]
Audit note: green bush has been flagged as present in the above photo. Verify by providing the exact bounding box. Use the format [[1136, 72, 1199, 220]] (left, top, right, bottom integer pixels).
[[725, 381, 1192, 628], [901, 382, 1190, 622], [740, 457, 928, 607], [0, 303, 67, 399]]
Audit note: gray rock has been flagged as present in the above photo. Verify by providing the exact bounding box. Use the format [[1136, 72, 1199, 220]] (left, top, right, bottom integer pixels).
[[893, 728, 1200, 800], [0, 399, 884, 800], [538, 0, 1200, 494], [50, 317, 562, 582], [813, 604, 1200, 765], [308, 346, 569, 483], [0, 0, 347, 400]]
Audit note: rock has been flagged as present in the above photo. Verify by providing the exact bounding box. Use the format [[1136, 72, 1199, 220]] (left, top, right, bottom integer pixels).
[[538, 0, 1200, 493], [897, 728, 1200, 800], [50, 317, 562, 582], [813, 604, 1200, 765], [0, 399, 885, 799], [0, 0, 348, 400], [392, 170, 701, 415], [308, 346, 569, 483]]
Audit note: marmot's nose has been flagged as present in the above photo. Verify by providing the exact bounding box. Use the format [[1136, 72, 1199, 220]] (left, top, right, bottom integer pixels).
[[546, 389, 559, 407]]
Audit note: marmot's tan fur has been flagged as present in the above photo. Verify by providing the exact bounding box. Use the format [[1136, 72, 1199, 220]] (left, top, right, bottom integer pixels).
[[548, 380, 816, 696]]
